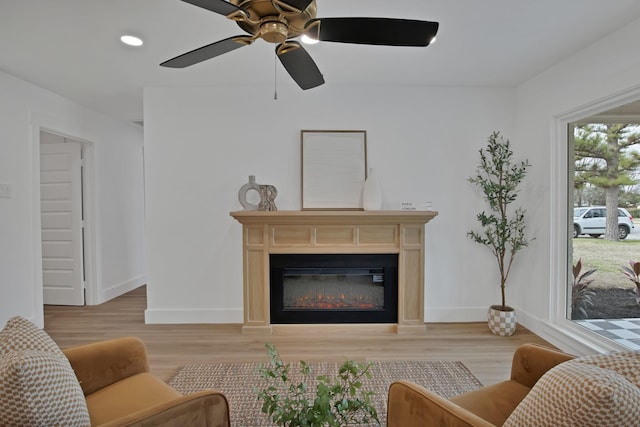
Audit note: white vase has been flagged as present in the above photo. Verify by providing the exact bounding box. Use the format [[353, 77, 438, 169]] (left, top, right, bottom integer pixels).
[[238, 175, 260, 210], [487, 305, 517, 337], [362, 168, 382, 211]]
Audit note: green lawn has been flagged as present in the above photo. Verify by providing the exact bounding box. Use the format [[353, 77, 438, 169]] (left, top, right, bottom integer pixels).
[[572, 238, 640, 289]]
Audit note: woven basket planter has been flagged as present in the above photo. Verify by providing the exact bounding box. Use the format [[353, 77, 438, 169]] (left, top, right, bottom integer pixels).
[[487, 305, 517, 336]]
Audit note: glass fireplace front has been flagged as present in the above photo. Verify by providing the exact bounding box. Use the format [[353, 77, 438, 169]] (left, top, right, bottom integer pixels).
[[270, 254, 398, 324]]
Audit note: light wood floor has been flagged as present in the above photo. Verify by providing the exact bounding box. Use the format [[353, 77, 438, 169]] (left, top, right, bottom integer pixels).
[[44, 286, 557, 385]]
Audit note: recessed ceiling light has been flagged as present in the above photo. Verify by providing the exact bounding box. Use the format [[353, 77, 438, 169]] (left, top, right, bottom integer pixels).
[[120, 35, 143, 47], [301, 34, 319, 45]]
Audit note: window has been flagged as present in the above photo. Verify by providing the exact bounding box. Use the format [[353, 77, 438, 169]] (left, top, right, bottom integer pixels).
[[565, 103, 640, 350]]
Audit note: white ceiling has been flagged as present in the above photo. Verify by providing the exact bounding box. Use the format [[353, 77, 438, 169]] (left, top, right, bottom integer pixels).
[[2, 0, 640, 124]]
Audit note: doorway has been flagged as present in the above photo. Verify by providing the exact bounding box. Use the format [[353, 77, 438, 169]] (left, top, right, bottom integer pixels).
[[39, 130, 94, 306]]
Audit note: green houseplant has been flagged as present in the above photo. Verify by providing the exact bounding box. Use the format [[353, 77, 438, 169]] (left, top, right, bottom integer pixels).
[[468, 131, 533, 336], [255, 344, 380, 427]]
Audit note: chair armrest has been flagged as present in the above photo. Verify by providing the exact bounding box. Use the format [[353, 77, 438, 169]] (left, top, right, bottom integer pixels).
[[387, 380, 496, 427], [510, 343, 575, 388], [63, 336, 150, 396], [97, 390, 231, 427]]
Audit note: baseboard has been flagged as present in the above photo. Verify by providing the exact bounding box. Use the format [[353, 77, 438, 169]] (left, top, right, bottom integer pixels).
[[424, 306, 488, 322], [96, 275, 146, 305], [426, 305, 628, 355], [513, 307, 629, 355], [143, 302, 629, 353], [144, 308, 243, 324]]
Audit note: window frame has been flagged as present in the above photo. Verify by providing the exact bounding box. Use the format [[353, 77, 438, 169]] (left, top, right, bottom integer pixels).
[[550, 87, 640, 352]]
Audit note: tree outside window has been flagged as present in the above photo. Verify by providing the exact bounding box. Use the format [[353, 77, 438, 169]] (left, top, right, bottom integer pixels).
[[574, 123, 640, 241]]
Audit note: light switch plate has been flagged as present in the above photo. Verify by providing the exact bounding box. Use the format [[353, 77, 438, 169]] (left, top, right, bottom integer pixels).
[[0, 183, 11, 198]]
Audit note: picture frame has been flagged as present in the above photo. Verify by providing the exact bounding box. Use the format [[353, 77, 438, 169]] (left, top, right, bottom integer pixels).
[[301, 130, 367, 210]]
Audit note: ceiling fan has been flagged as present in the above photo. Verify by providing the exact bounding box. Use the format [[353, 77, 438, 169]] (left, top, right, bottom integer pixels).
[[160, 0, 439, 90]]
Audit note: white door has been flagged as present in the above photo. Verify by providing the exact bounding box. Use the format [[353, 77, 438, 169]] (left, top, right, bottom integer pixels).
[[40, 142, 84, 305]]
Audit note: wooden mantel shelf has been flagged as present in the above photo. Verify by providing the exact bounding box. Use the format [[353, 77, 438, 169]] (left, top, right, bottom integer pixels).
[[230, 210, 438, 335], [231, 210, 437, 225]]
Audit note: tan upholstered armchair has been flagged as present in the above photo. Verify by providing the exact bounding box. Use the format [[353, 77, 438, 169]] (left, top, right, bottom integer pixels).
[[63, 336, 230, 427], [387, 343, 575, 427], [1, 316, 230, 427]]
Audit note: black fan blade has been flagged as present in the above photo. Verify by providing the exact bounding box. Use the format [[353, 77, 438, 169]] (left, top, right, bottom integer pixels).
[[276, 42, 324, 90], [160, 36, 253, 68], [273, 0, 313, 13], [305, 17, 439, 47], [180, 0, 244, 17]]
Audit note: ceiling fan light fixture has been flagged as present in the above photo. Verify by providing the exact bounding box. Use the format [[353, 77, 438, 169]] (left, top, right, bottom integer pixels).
[[259, 20, 289, 43], [120, 35, 143, 47], [301, 34, 319, 44], [164, 0, 439, 88]]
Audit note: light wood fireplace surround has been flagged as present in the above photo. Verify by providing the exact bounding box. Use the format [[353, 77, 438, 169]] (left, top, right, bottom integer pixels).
[[230, 210, 437, 334]]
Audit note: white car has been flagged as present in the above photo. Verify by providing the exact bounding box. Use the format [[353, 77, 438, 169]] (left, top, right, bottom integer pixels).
[[573, 206, 635, 239]]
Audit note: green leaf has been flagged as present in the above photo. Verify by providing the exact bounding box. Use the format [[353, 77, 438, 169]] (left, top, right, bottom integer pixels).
[[468, 131, 533, 307], [255, 344, 381, 426]]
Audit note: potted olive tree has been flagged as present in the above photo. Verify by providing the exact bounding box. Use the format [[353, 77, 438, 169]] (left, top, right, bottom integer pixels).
[[468, 131, 533, 336]]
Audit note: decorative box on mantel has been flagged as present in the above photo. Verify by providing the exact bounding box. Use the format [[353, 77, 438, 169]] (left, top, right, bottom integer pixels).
[[230, 210, 437, 335]]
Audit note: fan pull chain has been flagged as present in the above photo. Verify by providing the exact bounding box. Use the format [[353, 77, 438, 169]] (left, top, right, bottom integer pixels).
[[274, 53, 278, 100]]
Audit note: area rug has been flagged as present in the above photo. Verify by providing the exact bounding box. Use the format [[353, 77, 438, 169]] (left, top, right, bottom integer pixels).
[[168, 360, 483, 426]]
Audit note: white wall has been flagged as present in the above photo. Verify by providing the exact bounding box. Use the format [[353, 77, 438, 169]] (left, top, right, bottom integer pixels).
[[143, 84, 515, 323], [0, 69, 146, 327], [512, 17, 640, 353], [143, 15, 640, 354]]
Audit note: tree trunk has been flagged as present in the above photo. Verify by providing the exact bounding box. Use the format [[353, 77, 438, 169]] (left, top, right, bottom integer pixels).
[[605, 187, 619, 240], [605, 129, 620, 241]]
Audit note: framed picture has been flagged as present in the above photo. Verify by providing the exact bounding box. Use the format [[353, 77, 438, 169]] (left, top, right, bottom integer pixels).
[[301, 130, 367, 210]]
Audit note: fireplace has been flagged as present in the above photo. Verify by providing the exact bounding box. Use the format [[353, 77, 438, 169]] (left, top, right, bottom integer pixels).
[[270, 254, 398, 324], [230, 210, 437, 334]]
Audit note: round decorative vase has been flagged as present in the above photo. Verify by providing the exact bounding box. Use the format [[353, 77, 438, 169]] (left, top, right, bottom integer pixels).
[[362, 168, 382, 211], [238, 175, 260, 210], [487, 305, 517, 336]]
